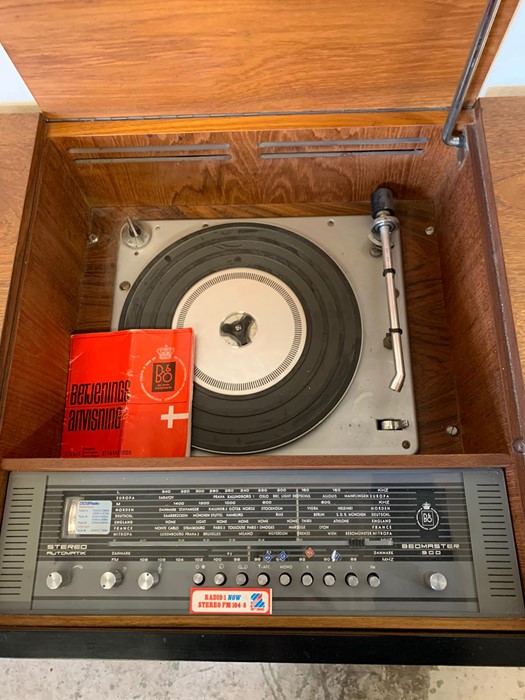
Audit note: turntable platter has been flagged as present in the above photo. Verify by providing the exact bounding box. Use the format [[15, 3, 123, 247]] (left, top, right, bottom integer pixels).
[[119, 223, 362, 453]]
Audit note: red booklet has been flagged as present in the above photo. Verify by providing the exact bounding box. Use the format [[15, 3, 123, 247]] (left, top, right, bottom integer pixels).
[[60, 329, 194, 459]]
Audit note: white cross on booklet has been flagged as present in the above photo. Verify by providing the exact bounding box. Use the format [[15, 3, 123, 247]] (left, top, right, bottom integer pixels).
[[160, 406, 189, 429]]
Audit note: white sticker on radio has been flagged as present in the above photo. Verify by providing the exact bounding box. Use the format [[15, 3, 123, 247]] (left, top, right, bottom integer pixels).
[[190, 588, 272, 615], [75, 500, 112, 535]]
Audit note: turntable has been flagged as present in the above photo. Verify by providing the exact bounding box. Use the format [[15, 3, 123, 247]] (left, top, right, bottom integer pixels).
[[112, 193, 418, 455]]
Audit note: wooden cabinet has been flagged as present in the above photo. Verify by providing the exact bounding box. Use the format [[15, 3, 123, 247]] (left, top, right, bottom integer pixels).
[[0, 0, 524, 662]]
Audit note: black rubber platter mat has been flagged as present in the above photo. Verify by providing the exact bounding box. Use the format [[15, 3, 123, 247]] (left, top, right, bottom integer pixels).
[[119, 223, 362, 453]]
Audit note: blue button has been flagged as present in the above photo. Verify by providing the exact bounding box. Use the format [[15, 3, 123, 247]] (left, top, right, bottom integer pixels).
[[278, 551, 288, 561], [263, 551, 273, 563], [331, 550, 341, 562]]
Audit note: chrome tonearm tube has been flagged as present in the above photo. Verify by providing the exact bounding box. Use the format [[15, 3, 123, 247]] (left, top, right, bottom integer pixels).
[[370, 187, 405, 392]]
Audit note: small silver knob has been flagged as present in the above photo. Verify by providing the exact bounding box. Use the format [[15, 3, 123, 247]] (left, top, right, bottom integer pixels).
[[138, 571, 160, 591], [235, 572, 248, 586], [257, 573, 270, 586], [279, 572, 292, 586], [301, 573, 314, 587], [46, 571, 69, 590], [367, 573, 381, 588], [323, 573, 336, 587], [345, 573, 359, 587], [426, 572, 447, 591], [214, 572, 226, 586], [100, 571, 123, 590], [192, 572, 205, 586]]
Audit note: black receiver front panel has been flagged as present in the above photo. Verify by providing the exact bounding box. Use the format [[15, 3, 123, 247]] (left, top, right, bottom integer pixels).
[[0, 469, 522, 617]]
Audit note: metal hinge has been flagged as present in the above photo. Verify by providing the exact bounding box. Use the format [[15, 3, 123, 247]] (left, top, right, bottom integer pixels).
[[441, 0, 501, 150], [49, 106, 449, 124]]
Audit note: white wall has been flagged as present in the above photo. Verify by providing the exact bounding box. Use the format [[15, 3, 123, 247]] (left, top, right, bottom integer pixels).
[[481, 0, 525, 94], [0, 44, 35, 104], [0, 0, 524, 107]]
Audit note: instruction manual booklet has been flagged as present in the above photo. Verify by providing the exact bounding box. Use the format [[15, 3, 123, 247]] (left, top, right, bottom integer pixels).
[[60, 328, 194, 458]]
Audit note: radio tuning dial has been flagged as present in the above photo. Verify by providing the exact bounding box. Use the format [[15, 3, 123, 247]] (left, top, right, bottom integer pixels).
[[46, 571, 70, 590], [426, 572, 448, 591], [138, 571, 160, 591], [100, 571, 123, 590]]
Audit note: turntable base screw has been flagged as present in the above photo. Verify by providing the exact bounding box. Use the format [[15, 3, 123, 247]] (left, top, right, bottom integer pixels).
[[402, 441, 411, 450], [119, 281, 131, 291], [88, 233, 99, 245], [425, 226, 435, 236], [446, 425, 459, 436], [512, 438, 525, 454]]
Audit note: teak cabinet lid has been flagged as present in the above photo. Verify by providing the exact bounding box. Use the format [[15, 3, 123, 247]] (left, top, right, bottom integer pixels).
[[0, 0, 519, 120]]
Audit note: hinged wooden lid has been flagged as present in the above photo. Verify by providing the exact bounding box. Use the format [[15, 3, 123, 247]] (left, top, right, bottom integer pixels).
[[0, 0, 519, 120]]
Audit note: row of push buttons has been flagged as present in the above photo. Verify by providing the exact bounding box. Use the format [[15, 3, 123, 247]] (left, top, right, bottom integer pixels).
[[276, 572, 380, 588], [191, 571, 381, 587]]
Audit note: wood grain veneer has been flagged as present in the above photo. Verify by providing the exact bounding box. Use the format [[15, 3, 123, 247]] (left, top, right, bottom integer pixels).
[[1, 454, 510, 472], [0, 113, 39, 337], [0, 614, 523, 632], [0, 113, 42, 455], [479, 97, 525, 391], [0, 1, 518, 119], [434, 135, 509, 455], [0, 141, 90, 458], [50, 123, 456, 208]]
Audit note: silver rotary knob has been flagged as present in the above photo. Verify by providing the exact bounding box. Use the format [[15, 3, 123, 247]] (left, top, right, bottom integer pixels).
[[192, 572, 205, 586], [46, 571, 70, 590], [257, 572, 270, 586], [426, 572, 448, 591], [138, 571, 160, 591], [345, 573, 359, 587], [100, 570, 123, 590]]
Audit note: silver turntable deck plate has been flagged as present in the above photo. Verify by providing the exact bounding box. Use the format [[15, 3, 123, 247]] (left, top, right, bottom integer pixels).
[[111, 216, 418, 455]]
